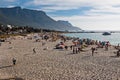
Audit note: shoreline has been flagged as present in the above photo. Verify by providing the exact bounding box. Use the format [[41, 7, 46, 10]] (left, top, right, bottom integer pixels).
[[63, 32, 120, 46]]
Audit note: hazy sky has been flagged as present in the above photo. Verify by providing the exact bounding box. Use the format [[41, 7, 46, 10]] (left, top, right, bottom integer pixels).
[[1, 0, 120, 30]]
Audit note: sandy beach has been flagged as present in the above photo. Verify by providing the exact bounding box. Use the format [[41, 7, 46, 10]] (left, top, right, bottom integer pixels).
[[0, 34, 120, 80]]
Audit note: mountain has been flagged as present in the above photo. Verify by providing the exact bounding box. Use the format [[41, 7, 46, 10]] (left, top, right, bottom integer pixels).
[[56, 20, 81, 31], [0, 6, 81, 31]]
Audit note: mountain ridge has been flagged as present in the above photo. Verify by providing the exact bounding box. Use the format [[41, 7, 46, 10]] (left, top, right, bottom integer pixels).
[[0, 6, 81, 31]]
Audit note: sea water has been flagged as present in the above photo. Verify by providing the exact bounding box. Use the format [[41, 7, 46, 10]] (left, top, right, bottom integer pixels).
[[64, 33, 120, 45]]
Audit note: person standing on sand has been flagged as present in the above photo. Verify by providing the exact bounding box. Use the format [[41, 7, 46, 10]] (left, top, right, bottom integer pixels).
[[70, 45, 73, 50], [105, 42, 109, 51], [76, 48, 78, 54], [73, 47, 75, 54], [12, 58, 16, 65], [33, 48, 36, 53], [116, 49, 120, 57], [78, 47, 81, 53]]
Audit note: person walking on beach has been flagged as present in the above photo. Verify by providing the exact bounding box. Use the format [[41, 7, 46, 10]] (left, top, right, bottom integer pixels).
[[33, 48, 36, 53], [12, 58, 16, 65], [91, 47, 95, 56]]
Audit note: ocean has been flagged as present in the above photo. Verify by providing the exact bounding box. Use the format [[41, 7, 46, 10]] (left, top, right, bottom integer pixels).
[[64, 33, 120, 45]]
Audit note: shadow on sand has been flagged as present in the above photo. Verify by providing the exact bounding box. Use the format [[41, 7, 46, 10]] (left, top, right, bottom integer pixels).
[[0, 77, 24, 80], [110, 55, 119, 58], [0, 65, 13, 69], [67, 53, 79, 55], [0, 65, 24, 80]]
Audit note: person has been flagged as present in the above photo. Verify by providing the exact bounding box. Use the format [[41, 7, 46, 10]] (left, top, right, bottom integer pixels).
[[91, 47, 96, 56], [33, 48, 36, 53], [117, 43, 120, 48], [9, 41, 11, 44], [116, 49, 120, 57], [42, 42, 46, 46], [75, 48, 78, 54], [12, 58, 16, 65], [78, 47, 81, 53], [105, 42, 109, 51], [73, 47, 75, 54], [65, 46, 68, 50], [44, 35, 49, 41], [43, 47, 48, 50], [70, 45, 73, 50]]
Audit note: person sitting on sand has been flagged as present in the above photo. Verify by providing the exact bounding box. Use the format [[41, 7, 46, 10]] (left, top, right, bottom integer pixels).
[[65, 46, 68, 50], [43, 47, 48, 50], [12, 58, 16, 65], [42, 42, 46, 46], [9, 41, 11, 44], [44, 35, 49, 41], [33, 48, 36, 53], [114, 43, 120, 50]]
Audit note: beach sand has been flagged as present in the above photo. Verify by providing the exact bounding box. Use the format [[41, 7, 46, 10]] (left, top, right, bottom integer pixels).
[[0, 35, 120, 80]]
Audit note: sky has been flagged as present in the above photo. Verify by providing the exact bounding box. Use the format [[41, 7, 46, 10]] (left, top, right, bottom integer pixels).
[[1, 0, 120, 31]]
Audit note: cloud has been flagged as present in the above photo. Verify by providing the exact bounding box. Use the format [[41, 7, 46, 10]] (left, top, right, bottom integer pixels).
[[51, 14, 120, 30], [85, 6, 120, 16], [7, 5, 16, 8], [26, 0, 120, 12], [41, 6, 78, 12], [4, 0, 16, 2]]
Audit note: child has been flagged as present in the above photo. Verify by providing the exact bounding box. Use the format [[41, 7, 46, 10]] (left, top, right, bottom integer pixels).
[[12, 58, 16, 65]]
